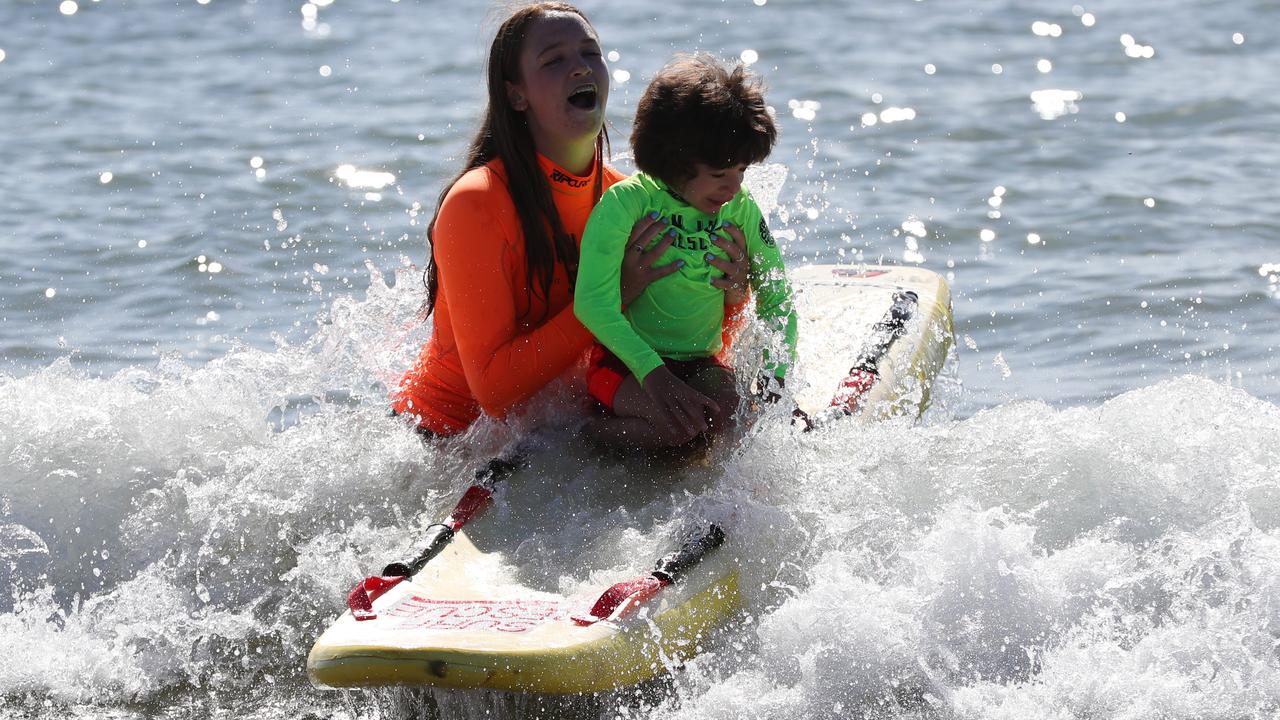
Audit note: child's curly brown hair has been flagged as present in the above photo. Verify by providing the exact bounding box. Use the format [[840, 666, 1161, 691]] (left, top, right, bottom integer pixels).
[[631, 54, 777, 186]]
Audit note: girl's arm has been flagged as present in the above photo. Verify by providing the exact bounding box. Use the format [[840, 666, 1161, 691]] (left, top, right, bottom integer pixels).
[[434, 175, 593, 418]]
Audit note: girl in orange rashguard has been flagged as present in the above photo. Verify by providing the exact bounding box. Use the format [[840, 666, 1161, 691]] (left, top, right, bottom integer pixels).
[[393, 3, 750, 436]]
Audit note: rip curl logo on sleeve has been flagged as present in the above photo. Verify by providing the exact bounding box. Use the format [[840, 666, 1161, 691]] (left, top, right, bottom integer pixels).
[[383, 596, 567, 633], [550, 169, 589, 188], [759, 217, 776, 247]]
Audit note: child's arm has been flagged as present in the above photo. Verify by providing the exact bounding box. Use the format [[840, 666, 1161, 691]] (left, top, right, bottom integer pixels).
[[739, 202, 798, 381], [574, 189, 666, 384]]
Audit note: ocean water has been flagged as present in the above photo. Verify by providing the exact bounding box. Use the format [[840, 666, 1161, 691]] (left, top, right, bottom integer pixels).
[[1, 0, 1278, 718]]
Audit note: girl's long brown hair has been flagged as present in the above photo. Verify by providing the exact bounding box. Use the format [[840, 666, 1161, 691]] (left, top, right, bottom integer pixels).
[[423, 2, 608, 318]]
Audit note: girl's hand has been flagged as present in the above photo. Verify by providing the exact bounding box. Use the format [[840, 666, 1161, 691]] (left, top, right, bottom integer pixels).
[[708, 222, 750, 306], [620, 214, 682, 306], [641, 365, 719, 439]]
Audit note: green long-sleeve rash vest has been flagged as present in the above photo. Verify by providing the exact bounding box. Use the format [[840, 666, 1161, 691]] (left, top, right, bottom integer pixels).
[[574, 171, 798, 383]]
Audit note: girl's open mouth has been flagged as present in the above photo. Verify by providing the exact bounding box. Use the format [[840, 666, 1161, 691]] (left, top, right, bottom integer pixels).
[[568, 85, 598, 110]]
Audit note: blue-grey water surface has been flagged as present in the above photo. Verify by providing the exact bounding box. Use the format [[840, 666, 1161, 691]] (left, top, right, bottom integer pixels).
[[1, 1, 1278, 718]]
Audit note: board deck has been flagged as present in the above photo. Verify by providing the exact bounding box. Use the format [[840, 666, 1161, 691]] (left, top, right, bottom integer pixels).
[[307, 264, 954, 694]]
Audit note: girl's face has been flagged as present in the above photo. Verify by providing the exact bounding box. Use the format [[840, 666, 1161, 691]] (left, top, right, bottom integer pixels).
[[507, 12, 608, 162], [676, 163, 748, 215]]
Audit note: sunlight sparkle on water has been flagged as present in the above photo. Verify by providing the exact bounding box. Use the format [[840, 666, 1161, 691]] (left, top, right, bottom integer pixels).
[[740, 49, 759, 65], [1260, 263, 1280, 298], [607, 50, 620, 62], [59, 1, 78, 16], [1233, 33, 1245, 45], [1144, 197, 1156, 208], [1030, 89, 1082, 120], [319, 65, 332, 77], [924, 63, 936, 75], [1032, 21, 1063, 37], [991, 63, 1003, 74], [99, 172, 113, 184], [249, 156, 264, 169], [878, 107, 916, 124], [980, 229, 996, 242], [1082, 13, 1096, 27], [898, 218, 927, 262], [0, 49, 6, 63], [1121, 34, 1156, 59], [612, 69, 630, 83], [1115, 111, 1127, 122], [335, 165, 396, 190], [44, 288, 56, 298], [1027, 233, 1042, 245], [789, 99, 821, 121], [1036, 58, 1053, 73]]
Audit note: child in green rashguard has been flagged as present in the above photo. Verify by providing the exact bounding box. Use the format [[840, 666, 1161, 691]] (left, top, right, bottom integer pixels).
[[575, 54, 798, 448]]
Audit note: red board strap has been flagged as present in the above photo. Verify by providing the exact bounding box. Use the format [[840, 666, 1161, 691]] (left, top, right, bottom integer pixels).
[[347, 575, 408, 621], [445, 486, 494, 530], [571, 575, 669, 626], [830, 369, 877, 414]]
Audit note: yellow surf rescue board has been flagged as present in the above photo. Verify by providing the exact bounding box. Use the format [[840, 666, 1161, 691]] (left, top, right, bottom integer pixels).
[[307, 264, 953, 694]]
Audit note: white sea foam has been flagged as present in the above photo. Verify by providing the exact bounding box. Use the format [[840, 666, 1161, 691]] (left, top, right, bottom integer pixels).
[[2, 273, 1279, 720]]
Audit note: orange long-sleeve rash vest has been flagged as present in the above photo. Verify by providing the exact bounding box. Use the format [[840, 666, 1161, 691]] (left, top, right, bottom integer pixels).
[[392, 155, 626, 435]]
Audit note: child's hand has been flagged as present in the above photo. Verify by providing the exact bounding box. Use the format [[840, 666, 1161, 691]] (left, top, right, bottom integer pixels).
[[753, 370, 785, 404], [621, 215, 682, 305], [708, 222, 750, 305], [641, 365, 720, 439]]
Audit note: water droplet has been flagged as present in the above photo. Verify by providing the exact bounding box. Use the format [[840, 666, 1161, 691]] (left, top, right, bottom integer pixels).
[[1232, 33, 1245, 45], [250, 156, 264, 169], [607, 50, 620, 62], [991, 63, 1003, 74], [740, 49, 759, 65], [612, 68, 630, 83], [59, 1, 78, 16], [99, 171, 113, 184], [924, 63, 936, 75], [1036, 58, 1053, 73], [980, 229, 996, 242], [1115, 111, 1127, 122], [44, 288, 56, 298]]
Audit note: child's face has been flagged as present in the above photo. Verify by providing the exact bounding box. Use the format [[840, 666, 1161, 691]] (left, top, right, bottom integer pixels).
[[675, 163, 748, 215]]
